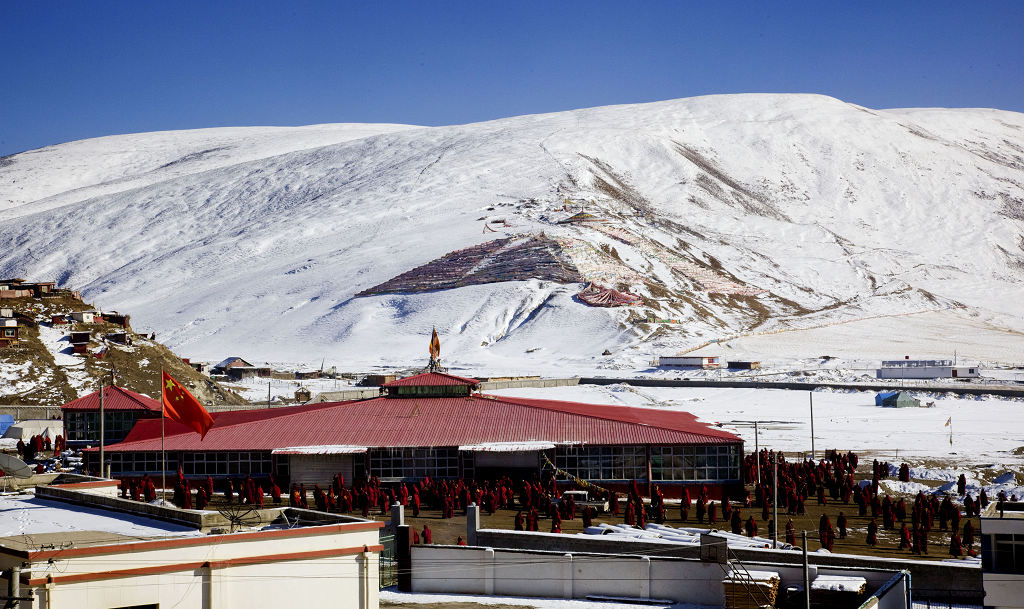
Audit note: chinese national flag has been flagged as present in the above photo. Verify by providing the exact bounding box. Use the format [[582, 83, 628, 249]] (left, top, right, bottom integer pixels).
[[162, 371, 214, 439]]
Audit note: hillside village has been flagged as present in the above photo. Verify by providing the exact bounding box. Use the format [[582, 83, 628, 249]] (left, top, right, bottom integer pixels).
[[0, 279, 245, 406]]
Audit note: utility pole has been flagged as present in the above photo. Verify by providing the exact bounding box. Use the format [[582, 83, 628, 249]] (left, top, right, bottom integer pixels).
[[809, 392, 815, 460], [772, 454, 778, 549], [99, 379, 105, 477], [802, 531, 811, 609], [267, 381, 271, 409], [754, 421, 760, 487]]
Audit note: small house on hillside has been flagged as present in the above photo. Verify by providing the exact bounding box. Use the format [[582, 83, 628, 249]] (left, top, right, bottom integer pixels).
[[0, 282, 32, 298], [874, 391, 921, 408], [103, 311, 130, 326], [659, 355, 721, 369], [69, 310, 97, 324], [69, 330, 91, 354], [212, 356, 254, 375], [227, 366, 259, 381], [0, 317, 18, 348], [359, 374, 397, 386], [105, 331, 129, 345], [32, 281, 56, 297]]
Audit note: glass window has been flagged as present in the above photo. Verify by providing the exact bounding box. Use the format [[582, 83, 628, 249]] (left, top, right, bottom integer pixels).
[[369, 447, 460, 481]]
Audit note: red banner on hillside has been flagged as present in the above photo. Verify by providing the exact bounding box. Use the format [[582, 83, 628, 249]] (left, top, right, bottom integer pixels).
[[162, 371, 214, 439]]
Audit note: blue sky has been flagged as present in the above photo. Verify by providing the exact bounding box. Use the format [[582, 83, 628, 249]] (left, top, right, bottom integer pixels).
[[2, 1, 1022, 155]]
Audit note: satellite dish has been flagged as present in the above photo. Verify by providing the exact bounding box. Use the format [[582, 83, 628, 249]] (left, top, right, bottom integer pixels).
[[0, 454, 34, 479]]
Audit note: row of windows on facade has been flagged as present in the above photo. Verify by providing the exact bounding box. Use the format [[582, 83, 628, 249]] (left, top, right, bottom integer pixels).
[[65, 411, 144, 442], [103, 444, 742, 482]]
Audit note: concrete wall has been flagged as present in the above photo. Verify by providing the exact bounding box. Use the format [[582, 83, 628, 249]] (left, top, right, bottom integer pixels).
[[474, 529, 981, 603], [411, 543, 908, 608], [983, 572, 1024, 609], [0, 405, 62, 420], [411, 545, 725, 604], [478, 378, 581, 390], [34, 485, 277, 530]]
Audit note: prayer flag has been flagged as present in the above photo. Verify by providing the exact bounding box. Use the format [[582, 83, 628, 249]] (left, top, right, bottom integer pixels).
[[162, 371, 214, 439], [429, 327, 440, 359]]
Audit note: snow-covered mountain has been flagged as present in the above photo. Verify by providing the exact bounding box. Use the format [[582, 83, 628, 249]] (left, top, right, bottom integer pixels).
[[2, 94, 1023, 373]]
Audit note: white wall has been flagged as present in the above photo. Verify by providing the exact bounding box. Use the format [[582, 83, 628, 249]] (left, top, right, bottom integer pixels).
[[411, 545, 910, 608], [983, 573, 1024, 609], [19, 524, 380, 609], [412, 546, 738, 604]]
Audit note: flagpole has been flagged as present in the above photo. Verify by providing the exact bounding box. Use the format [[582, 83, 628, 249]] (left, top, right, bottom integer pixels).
[[99, 378, 105, 478], [161, 370, 166, 504]]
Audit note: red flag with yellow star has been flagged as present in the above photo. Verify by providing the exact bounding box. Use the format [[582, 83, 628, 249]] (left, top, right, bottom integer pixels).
[[162, 370, 214, 439]]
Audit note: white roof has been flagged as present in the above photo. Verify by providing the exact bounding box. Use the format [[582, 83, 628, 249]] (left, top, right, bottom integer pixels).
[[271, 445, 367, 455], [2, 420, 60, 440], [458, 441, 555, 452], [725, 570, 779, 582], [811, 575, 867, 592]]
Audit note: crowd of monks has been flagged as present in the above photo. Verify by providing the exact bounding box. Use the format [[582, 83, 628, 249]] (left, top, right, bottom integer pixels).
[[105, 447, 1012, 558], [14, 433, 66, 462], [5, 433, 66, 475]]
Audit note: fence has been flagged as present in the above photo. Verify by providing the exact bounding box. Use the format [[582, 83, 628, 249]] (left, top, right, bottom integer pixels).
[[379, 533, 397, 588]]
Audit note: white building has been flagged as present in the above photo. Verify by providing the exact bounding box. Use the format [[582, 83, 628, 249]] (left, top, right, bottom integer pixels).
[[0, 480, 382, 609], [68, 310, 96, 323], [981, 501, 1024, 609], [876, 359, 980, 380], [658, 355, 721, 369]]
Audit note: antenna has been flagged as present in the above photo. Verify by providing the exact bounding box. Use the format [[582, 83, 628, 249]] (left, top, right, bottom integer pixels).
[[0, 454, 35, 479]]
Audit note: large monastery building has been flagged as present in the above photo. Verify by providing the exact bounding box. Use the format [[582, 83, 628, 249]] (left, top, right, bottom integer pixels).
[[91, 372, 743, 498]]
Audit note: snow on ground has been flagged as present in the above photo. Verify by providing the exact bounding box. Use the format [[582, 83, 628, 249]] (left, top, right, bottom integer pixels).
[[0, 493, 202, 539], [225, 374, 363, 402], [35, 322, 91, 396], [488, 384, 1024, 498], [682, 309, 1024, 371], [380, 590, 710, 609], [0, 360, 34, 395]]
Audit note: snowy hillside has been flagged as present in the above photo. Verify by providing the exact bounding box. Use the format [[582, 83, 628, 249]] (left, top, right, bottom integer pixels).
[[2, 94, 1023, 373]]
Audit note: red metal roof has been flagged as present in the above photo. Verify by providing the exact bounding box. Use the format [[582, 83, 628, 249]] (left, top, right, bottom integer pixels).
[[100, 392, 740, 453], [61, 386, 161, 413], [382, 372, 480, 387]]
